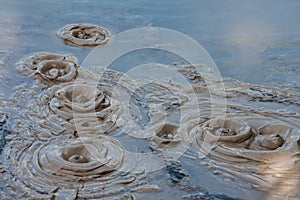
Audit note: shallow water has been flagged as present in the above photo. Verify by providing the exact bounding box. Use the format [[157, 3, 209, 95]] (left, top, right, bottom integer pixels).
[[1, 1, 300, 200]]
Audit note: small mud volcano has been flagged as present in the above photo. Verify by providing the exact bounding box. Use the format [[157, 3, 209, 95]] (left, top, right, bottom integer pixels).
[[17, 52, 78, 84], [249, 124, 286, 151], [39, 82, 124, 134], [37, 136, 124, 180], [198, 118, 252, 144], [192, 115, 300, 196], [57, 23, 110, 47], [150, 123, 181, 148], [35, 60, 77, 84], [1, 134, 156, 199]]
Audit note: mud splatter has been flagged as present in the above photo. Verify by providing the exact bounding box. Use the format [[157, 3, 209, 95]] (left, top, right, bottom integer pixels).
[[57, 23, 110, 47]]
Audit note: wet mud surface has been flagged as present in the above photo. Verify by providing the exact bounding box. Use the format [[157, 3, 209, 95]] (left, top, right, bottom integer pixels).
[[1, 56, 300, 199], [1, 1, 300, 200]]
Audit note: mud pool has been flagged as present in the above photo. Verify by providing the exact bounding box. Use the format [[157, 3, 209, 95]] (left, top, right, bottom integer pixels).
[[1, 1, 300, 200]]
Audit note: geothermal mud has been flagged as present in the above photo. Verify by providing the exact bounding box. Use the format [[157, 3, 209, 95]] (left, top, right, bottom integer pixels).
[[57, 24, 111, 47], [1, 51, 300, 199], [17, 52, 79, 85], [177, 64, 300, 197], [2, 133, 157, 199]]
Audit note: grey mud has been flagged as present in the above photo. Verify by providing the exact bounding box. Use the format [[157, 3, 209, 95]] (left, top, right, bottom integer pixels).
[[1, 25, 300, 200]]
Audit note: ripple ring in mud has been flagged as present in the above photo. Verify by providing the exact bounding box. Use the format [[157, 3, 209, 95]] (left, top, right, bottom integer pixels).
[[35, 60, 77, 83], [193, 115, 300, 195], [18, 52, 77, 70], [33, 136, 123, 180], [198, 118, 253, 144], [40, 82, 124, 134], [57, 23, 111, 47], [6, 135, 151, 199]]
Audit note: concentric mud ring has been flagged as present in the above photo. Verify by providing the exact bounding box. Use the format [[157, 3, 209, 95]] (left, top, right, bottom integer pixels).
[[198, 118, 252, 144], [35, 60, 77, 83], [1, 133, 157, 199], [39, 82, 124, 134], [57, 23, 110, 47], [187, 113, 300, 195], [35, 136, 124, 180], [16, 52, 78, 84]]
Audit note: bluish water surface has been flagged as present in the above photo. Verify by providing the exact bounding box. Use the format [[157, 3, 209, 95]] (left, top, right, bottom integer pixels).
[[1, 0, 299, 86]]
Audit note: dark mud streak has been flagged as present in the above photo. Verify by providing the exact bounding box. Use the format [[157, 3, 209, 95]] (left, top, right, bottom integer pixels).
[[0, 113, 8, 155], [166, 160, 189, 184]]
